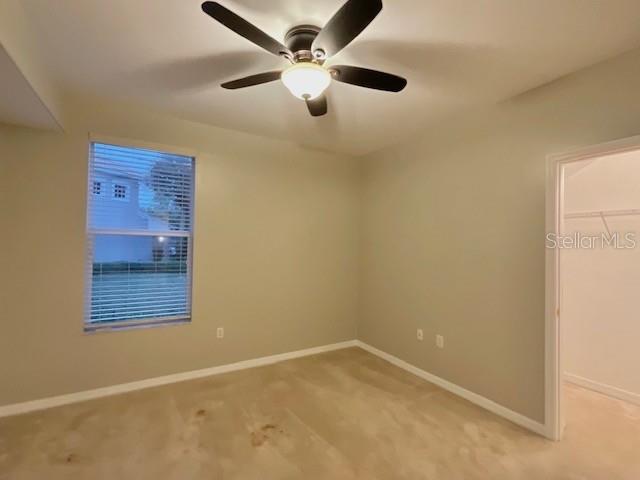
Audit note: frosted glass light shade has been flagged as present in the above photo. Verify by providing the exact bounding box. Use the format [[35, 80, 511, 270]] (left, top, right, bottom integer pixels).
[[281, 63, 331, 100]]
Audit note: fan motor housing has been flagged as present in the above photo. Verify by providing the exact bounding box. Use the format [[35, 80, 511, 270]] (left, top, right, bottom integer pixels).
[[285, 25, 322, 63]]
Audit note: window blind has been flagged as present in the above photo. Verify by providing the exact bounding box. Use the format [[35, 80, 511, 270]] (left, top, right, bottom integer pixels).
[[85, 142, 194, 330]]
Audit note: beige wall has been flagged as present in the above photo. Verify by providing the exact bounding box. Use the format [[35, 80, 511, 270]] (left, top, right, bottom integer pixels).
[[563, 152, 640, 399], [360, 48, 640, 422], [0, 96, 360, 406], [5, 45, 640, 423]]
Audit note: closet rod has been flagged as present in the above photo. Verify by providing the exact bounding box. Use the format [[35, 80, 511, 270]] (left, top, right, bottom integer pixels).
[[565, 208, 640, 219]]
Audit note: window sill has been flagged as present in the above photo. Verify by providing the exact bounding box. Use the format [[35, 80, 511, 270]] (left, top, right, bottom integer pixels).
[[84, 316, 191, 334]]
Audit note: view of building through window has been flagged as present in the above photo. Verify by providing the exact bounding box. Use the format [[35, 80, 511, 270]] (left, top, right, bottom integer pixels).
[[85, 142, 194, 330], [113, 183, 128, 200]]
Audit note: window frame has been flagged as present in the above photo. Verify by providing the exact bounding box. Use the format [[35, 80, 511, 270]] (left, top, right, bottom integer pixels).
[[84, 135, 197, 334]]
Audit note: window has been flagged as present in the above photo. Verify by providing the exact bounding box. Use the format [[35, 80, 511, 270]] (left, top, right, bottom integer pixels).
[[85, 142, 195, 331], [113, 183, 128, 200]]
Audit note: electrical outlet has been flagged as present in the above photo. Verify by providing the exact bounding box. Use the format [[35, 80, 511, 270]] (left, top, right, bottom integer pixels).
[[216, 327, 224, 339], [417, 329, 424, 341], [436, 334, 444, 349]]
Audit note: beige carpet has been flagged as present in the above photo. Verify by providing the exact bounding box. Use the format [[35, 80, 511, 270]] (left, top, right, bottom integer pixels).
[[1, 347, 638, 479]]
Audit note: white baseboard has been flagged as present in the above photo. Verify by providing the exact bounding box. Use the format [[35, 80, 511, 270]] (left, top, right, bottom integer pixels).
[[355, 341, 549, 438], [565, 373, 640, 406], [0, 340, 358, 418], [0, 338, 550, 440]]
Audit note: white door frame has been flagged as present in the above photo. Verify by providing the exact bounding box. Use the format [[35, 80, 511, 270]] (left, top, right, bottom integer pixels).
[[545, 134, 640, 441]]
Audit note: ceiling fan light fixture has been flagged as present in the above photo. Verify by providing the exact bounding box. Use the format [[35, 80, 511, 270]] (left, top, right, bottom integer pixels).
[[281, 63, 331, 100], [202, 0, 406, 117]]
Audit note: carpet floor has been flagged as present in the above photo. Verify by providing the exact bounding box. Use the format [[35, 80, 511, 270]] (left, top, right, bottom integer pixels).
[[1, 347, 638, 479]]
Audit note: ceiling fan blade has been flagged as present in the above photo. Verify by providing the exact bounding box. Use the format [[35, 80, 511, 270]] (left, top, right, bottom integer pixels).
[[330, 65, 407, 92], [201, 2, 292, 58], [311, 0, 382, 59], [305, 94, 328, 117], [221, 71, 282, 89]]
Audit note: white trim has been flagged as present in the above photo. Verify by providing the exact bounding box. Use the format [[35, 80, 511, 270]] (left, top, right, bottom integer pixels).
[[545, 133, 640, 441], [89, 133, 199, 159], [565, 374, 640, 406], [84, 316, 190, 334], [87, 229, 190, 237], [0, 340, 358, 418], [355, 341, 548, 438], [545, 152, 563, 441]]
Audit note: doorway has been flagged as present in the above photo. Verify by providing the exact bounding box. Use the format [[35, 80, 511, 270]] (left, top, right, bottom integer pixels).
[[546, 135, 640, 440]]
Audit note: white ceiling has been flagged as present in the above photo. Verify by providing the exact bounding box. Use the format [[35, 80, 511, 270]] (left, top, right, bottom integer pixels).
[[13, 0, 640, 155]]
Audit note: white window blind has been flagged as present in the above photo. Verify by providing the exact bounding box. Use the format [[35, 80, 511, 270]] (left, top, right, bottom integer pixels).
[[85, 142, 194, 331]]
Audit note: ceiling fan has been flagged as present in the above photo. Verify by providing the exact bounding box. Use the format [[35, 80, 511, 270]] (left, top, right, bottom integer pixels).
[[200, 0, 407, 117]]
